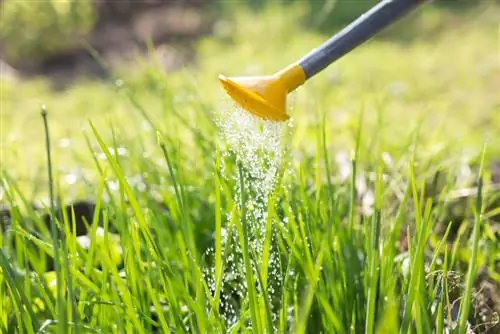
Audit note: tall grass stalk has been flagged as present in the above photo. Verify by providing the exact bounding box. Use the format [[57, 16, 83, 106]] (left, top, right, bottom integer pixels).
[[457, 148, 486, 333], [236, 163, 261, 333], [41, 106, 66, 333]]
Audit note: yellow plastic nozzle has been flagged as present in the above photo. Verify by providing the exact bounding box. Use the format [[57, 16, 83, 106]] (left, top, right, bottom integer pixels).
[[219, 64, 306, 122]]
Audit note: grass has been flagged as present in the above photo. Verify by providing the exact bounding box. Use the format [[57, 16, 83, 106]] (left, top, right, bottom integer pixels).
[[1, 2, 500, 333]]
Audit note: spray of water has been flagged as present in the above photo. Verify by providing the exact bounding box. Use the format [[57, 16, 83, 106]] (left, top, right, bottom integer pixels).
[[208, 105, 292, 326]]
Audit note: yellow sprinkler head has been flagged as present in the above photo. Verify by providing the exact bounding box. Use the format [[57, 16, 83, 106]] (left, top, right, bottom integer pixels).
[[219, 64, 306, 122], [218, 0, 428, 121]]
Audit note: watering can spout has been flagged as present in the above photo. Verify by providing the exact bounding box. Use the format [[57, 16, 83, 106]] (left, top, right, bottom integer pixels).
[[218, 64, 306, 121], [219, 0, 427, 121]]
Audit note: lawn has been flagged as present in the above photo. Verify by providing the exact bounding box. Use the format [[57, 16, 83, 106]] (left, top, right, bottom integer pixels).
[[1, 1, 499, 333]]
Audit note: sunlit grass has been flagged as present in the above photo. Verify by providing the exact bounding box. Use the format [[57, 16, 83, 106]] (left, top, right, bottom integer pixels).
[[1, 2, 499, 333]]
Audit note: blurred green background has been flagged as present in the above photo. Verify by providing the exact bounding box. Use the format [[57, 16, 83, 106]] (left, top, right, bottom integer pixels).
[[0, 0, 490, 66], [1, 0, 499, 331]]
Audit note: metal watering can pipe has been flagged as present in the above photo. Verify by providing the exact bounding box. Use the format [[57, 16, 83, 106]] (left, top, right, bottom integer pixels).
[[219, 0, 429, 121]]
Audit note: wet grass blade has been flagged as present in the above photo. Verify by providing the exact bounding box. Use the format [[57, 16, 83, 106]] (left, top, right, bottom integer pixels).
[[236, 163, 261, 334], [250, 250, 274, 334], [213, 148, 223, 313]]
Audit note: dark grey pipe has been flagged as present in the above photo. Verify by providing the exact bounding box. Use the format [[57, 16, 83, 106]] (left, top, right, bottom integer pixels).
[[298, 0, 427, 79]]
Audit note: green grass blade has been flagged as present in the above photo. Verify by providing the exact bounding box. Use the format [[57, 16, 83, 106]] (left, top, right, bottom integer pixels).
[[41, 106, 66, 333], [457, 148, 486, 333], [0, 251, 39, 330], [295, 240, 326, 334], [213, 148, 223, 313], [236, 163, 261, 334], [365, 168, 382, 334], [349, 109, 363, 235]]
